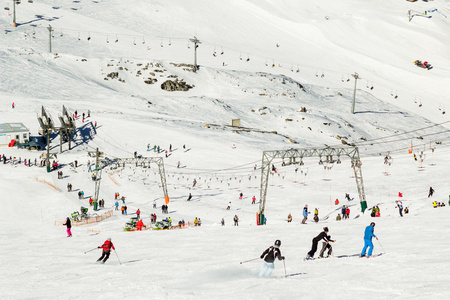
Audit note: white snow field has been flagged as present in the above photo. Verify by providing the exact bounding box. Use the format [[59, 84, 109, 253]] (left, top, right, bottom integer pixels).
[[1, 0, 450, 299]]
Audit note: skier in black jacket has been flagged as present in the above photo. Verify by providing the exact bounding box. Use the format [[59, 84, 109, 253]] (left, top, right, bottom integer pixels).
[[259, 240, 285, 277], [306, 227, 334, 260]]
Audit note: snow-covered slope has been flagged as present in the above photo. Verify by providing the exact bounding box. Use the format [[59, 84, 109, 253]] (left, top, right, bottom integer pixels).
[[1, 0, 450, 299]]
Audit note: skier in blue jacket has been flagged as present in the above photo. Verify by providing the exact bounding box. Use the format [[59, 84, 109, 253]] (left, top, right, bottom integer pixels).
[[302, 204, 309, 224], [361, 222, 378, 257]]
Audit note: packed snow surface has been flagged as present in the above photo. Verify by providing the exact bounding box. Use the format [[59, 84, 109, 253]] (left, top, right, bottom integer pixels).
[[1, 0, 449, 299]]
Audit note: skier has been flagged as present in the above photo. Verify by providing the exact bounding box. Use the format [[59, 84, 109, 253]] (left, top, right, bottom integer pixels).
[[63, 217, 72, 237], [396, 200, 403, 217], [259, 240, 285, 277], [346, 207, 350, 219], [136, 219, 145, 231], [226, 202, 231, 210], [319, 234, 335, 258], [233, 215, 239, 226], [287, 213, 292, 223], [187, 193, 192, 201], [115, 201, 119, 211], [361, 222, 378, 257], [221, 218, 225, 226], [302, 205, 309, 224], [252, 195, 256, 204], [97, 238, 115, 264], [305, 227, 333, 260], [239, 192, 243, 200], [193, 179, 197, 188], [428, 186, 435, 198], [335, 198, 339, 205], [124, 205, 127, 215], [136, 209, 140, 219]]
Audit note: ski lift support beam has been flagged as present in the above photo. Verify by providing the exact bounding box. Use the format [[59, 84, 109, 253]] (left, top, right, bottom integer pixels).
[[92, 154, 169, 205], [258, 146, 367, 221]]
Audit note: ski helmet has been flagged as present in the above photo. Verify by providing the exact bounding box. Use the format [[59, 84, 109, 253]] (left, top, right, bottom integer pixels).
[[107, 238, 111, 241], [274, 240, 281, 247], [323, 227, 329, 232], [370, 222, 375, 226]]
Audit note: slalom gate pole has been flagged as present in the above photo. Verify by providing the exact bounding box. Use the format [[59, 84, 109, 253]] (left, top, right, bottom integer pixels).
[[114, 249, 122, 265], [283, 259, 287, 277], [240, 258, 260, 264], [377, 238, 386, 254], [84, 247, 98, 254]]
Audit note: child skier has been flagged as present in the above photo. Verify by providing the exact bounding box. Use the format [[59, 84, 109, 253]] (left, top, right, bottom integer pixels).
[[63, 217, 72, 237], [305, 227, 334, 260], [97, 238, 115, 263], [259, 240, 285, 277], [361, 222, 378, 257]]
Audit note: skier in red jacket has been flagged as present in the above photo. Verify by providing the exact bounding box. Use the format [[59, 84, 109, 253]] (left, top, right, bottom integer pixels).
[[97, 238, 115, 263]]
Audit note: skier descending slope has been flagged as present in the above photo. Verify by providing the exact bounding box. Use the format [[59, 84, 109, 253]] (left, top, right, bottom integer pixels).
[[259, 240, 285, 277], [97, 238, 115, 264], [305, 227, 334, 260], [361, 222, 378, 257]]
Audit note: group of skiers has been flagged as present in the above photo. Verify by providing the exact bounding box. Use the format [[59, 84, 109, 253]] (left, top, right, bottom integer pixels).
[[259, 222, 379, 276]]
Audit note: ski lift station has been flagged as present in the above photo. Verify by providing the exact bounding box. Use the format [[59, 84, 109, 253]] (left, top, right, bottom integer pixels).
[[0, 123, 30, 145]]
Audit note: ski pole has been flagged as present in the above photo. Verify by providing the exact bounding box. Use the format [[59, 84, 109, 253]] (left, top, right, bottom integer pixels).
[[283, 259, 287, 277], [240, 258, 260, 264], [377, 238, 386, 253], [114, 249, 122, 265], [84, 247, 98, 254]]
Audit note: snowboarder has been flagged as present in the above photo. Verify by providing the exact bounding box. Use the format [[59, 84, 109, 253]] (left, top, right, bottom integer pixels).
[[63, 217, 72, 237], [259, 240, 285, 277], [428, 186, 435, 197], [302, 205, 309, 224], [187, 193, 192, 201], [306, 227, 333, 260], [97, 238, 115, 263], [361, 222, 378, 257]]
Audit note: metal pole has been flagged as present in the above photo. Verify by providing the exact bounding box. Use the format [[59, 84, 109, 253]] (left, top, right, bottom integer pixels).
[[351, 72, 359, 114], [46, 130, 50, 172], [190, 37, 201, 73], [13, 0, 16, 27], [48, 25, 52, 53]]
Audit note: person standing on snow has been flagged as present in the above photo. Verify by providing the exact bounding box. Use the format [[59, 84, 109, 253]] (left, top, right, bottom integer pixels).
[[428, 186, 435, 198], [63, 217, 72, 237], [396, 201, 403, 217], [136, 219, 145, 231], [97, 238, 115, 263], [302, 204, 309, 224], [305, 227, 333, 260], [259, 240, 285, 277], [136, 209, 141, 220], [361, 222, 378, 257]]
